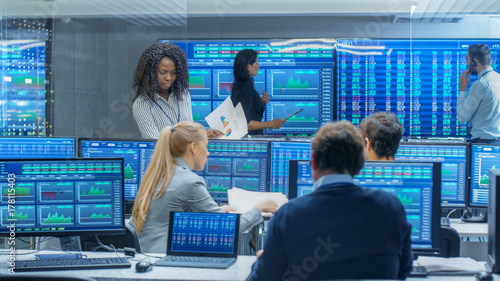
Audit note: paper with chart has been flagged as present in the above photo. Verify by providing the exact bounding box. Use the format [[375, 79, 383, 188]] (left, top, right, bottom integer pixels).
[[205, 97, 248, 139], [227, 187, 288, 214]]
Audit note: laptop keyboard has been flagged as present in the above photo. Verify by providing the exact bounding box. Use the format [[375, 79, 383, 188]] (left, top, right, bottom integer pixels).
[[166, 256, 234, 263]]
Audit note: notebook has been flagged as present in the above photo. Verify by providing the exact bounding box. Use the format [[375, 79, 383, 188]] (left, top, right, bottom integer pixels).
[[154, 212, 240, 269]]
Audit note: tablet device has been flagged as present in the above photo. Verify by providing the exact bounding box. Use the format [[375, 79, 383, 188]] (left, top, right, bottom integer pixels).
[[281, 108, 303, 121]]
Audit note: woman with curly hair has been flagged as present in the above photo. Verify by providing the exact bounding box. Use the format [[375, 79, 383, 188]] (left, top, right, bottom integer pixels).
[[132, 42, 221, 139]]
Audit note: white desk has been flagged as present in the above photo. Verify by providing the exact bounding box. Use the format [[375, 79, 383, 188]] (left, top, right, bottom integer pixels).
[[450, 219, 488, 261], [0, 250, 256, 280]]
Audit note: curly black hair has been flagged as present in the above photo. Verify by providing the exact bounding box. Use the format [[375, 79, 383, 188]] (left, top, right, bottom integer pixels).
[[133, 42, 189, 103]]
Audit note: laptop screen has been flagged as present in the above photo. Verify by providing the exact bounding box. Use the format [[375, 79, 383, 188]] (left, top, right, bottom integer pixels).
[[167, 212, 240, 257]]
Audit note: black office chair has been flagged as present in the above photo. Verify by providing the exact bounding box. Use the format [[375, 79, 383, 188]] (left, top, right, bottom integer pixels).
[[80, 224, 141, 253], [0, 275, 96, 281], [439, 226, 461, 257]]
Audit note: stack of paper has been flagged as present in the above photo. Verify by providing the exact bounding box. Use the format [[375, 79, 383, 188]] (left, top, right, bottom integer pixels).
[[416, 256, 486, 273], [227, 187, 288, 214]]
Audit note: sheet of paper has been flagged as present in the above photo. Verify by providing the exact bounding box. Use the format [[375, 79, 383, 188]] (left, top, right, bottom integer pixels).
[[416, 256, 486, 272], [205, 97, 248, 139], [227, 187, 288, 214]]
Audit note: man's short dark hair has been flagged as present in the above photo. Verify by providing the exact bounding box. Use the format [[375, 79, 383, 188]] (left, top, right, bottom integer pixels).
[[359, 112, 403, 159], [468, 44, 491, 66], [312, 121, 364, 177]]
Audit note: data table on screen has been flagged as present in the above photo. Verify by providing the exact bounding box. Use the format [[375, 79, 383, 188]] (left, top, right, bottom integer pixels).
[[337, 39, 500, 137]]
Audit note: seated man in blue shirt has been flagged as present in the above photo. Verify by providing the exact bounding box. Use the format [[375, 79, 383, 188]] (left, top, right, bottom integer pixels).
[[359, 112, 403, 161], [250, 121, 412, 281], [458, 44, 500, 141]]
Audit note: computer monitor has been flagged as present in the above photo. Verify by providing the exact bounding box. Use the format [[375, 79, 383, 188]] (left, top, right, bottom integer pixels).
[[288, 160, 441, 251], [355, 161, 441, 251], [488, 169, 500, 273], [269, 141, 312, 197], [196, 140, 270, 203], [0, 137, 75, 158], [288, 160, 313, 199], [0, 158, 125, 236], [79, 138, 156, 200], [162, 39, 335, 135], [395, 142, 468, 207], [469, 144, 500, 207], [337, 39, 500, 137]]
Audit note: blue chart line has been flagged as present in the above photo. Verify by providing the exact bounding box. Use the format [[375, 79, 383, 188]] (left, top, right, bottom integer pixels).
[[1, 182, 35, 204], [379, 187, 421, 213], [213, 69, 265, 99], [76, 181, 113, 203], [232, 177, 259, 191], [192, 101, 212, 128], [442, 163, 458, 179], [206, 158, 232, 175], [442, 182, 458, 199], [233, 159, 260, 176], [189, 69, 212, 99], [406, 214, 422, 238], [267, 101, 320, 129], [38, 205, 74, 226], [37, 182, 75, 203], [205, 176, 231, 201], [1, 205, 36, 227], [267, 69, 319, 99], [213, 69, 234, 99], [77, 204, 113, 225]]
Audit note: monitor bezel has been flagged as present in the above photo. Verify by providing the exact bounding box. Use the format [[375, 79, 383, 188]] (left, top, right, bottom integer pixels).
[[78, 138, 158, 202], [270, 141, 313, 197], [288, 159, 312, 200], [167, 211, 241, 257], [0, 136, 77, 158], [467, 143, 500, 208], [362, 161, 442, 253], [204, 139, 272, 199], [0, 157, 126, 237], [396, 141, 469, 208]]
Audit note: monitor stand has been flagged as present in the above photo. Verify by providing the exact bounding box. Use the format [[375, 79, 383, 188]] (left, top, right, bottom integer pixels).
[[461, 207, 487, 223]]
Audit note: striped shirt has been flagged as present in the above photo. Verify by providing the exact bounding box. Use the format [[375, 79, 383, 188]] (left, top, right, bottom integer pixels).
[[457, 66, 500, 139], [133, 92, 193, 139]]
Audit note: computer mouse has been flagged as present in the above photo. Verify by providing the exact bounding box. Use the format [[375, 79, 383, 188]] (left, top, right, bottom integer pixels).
[[476, 271, 493, 281], [135, 260, 153, 273]]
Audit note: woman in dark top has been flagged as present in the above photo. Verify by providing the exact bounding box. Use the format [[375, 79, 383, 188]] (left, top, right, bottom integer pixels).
[[231, 49, 285, 135]]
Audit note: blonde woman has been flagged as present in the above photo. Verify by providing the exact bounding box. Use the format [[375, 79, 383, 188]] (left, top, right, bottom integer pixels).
[[131, 121, 277, 253]]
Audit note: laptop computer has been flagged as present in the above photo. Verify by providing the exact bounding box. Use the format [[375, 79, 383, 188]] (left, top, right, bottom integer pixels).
[[154, 212, 240, 269]]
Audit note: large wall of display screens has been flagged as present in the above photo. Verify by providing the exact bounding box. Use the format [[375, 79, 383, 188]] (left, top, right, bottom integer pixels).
[[162, 39, 335, 135], [336, 39, 499, 137]]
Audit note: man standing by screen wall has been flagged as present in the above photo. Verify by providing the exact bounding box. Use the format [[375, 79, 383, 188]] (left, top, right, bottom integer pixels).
[[458, 44, 500, 141]]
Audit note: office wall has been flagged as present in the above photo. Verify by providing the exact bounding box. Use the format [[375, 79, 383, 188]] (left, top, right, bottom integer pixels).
[[52, 14, 496, 138]]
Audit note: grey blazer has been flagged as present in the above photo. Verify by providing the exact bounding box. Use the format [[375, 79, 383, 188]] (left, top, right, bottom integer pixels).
[[137, 157, 263, 253]]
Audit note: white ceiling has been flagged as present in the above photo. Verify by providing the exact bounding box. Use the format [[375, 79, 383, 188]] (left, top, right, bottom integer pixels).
[[1, 0, 500, 18]]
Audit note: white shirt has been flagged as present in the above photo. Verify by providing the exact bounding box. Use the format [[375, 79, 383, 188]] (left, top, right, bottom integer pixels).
[[132, 92, 193, 139], [457, 66, 500, 139]]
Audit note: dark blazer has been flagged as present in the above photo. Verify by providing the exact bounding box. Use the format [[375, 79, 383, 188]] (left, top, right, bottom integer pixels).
[[231, 80, 265, 135], [250, 183, 413, 281]]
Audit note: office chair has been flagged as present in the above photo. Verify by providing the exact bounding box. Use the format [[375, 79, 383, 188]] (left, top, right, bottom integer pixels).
[[439, 226, 461, 257], [80, 224, 141, 253], [0, 275, 96, 281]]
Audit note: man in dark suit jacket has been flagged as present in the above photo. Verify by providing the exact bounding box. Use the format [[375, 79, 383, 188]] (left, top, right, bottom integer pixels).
[[250, 121, 413, 281]]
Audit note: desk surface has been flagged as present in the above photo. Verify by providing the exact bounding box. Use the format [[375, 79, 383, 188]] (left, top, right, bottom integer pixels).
[[0, 250, 256, 280], [450, 218, 488, 238]]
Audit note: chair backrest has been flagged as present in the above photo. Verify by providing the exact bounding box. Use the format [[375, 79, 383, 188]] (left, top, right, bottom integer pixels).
[[439, 226, 461, 257], [80, 223, 141, 253]]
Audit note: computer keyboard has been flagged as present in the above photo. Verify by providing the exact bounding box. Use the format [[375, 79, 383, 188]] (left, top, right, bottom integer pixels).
[[15, 257, 131, 272]]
